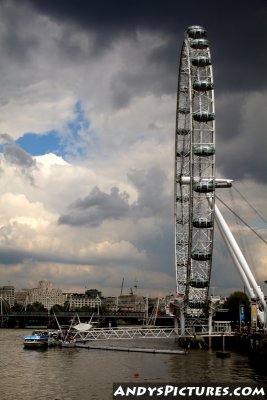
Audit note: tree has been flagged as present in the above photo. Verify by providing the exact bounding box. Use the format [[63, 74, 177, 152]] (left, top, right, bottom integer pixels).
[[30, 302, 47, 312], [50, 304, 65, 313], [11, 302, 24, 312], [223, 291, 250, 327]]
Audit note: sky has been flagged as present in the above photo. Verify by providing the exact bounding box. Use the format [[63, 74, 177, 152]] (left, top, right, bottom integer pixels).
[[0, 0, 266, 298]]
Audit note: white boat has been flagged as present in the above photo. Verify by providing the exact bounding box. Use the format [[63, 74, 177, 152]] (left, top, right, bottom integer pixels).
[[24, 331, 50, 348]]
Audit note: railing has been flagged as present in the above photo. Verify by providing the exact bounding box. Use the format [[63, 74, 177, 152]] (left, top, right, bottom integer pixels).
[[7, 311, 147, 318], [73, 326, 177, 341], [72, 326, 234, 341]]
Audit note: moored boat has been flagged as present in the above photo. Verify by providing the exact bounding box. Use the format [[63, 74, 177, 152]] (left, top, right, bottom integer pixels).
[[23, 331, 50, 348]]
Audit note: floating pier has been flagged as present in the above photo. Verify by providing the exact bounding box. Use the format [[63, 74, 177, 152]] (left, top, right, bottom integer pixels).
[[75, 342, 187, 355], [73, 326, 177, 341]]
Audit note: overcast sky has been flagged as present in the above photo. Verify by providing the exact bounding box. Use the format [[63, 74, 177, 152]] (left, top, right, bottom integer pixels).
[[0, 0, 266, 298]]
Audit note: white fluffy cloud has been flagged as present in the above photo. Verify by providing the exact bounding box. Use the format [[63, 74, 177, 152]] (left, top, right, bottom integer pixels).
[[0, 149, 174, 295]]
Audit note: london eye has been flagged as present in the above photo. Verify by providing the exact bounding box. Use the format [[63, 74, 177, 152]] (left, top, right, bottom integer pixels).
[[174, 26, 266, 332]]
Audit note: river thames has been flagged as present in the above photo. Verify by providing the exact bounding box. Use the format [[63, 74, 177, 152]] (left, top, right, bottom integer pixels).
[[0, 329, 266, 400]]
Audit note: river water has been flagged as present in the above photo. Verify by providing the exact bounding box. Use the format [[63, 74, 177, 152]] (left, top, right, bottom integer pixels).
[[0, 329, 266, 400]]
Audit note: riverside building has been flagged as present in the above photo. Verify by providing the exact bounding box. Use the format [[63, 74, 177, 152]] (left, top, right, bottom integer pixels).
[[67, 293, 101, 311], [27, 280, 66, 310]]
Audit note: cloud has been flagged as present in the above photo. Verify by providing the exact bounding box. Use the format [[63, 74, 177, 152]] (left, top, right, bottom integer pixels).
[[59, 186, 130, 227], [0, 0, 266, 299], [4, 143, 35, 168], [0, 134, 37, 184], [58, 164, 172, 226], [216, 90, 267, 183], [25, 0, 267, 94]]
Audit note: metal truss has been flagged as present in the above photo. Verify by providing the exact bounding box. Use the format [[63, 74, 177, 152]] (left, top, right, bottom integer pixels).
[[73, 326, 177, 341]]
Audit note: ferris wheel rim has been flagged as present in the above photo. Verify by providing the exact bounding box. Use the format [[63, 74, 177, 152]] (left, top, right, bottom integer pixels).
[[175, 25, 216, 317]]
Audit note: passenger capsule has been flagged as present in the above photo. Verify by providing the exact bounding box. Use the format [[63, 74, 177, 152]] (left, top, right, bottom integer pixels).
[[188, 300, 205, 309], [191, 57, 211, 67], [191, 251, 211, 261], [190, 279, 209, 288], [193, 180, 215, 193], [193, 112, 215, 122], [186, 26, 207, 39], [179, 107, 190, 114], [190, 39, 209, 49], [177, 128, 191, 135], [193, 217, 213, 228], [193, 81, 213, 91], [193, 145, 215, 157]]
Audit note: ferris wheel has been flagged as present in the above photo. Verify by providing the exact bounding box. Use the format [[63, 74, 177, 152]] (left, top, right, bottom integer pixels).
[[175, 26, 226, 321], [174, 26, 266, 330]]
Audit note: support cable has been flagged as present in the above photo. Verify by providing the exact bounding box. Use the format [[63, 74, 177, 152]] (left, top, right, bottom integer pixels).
[[215, 195, 267, 245], [229, 188, 257, 280], [233, 185, 267, 226]]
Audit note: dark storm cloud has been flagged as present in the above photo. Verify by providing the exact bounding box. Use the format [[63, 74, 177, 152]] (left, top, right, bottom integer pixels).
[[6, 0, 267, 113], [110, 42, 177, 109], [58, 186, 130, 227], [218, 141, 267, 183], [25, 0, 267, 92], [215, 90, 267, 183], [0, 2, 38, 63], [1, 26, 38, 64]]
